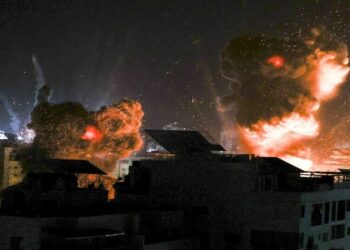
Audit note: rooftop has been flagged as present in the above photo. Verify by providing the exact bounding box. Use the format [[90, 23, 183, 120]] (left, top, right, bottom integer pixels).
[[144, 129, 225, 156], [41, 159, 106, 175]]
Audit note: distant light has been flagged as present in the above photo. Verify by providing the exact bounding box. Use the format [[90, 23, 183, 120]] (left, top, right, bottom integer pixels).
[[0, 130, 7, 140], [16, 128, 35, 143]]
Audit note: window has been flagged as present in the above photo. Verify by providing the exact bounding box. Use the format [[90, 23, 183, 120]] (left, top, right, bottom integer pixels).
[[306, 236, 314, 249], [322, 232, 328, 241], [301, 205, 305, 218], [347, 227, 350, 235], [311, 204, 322, 226], [9, 152, 19, 161], [332, 201, 337, 221], [324, 202, 330, 224], [331, 224, 345, 239], [337, 200, 345, 220], [298, 233, 304, 248], [10, 237, 23, 250], [346, 200, 350, 211]]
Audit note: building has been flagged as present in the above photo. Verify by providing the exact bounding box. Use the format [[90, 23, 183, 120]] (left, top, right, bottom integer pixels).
[[0, 140, 24, 191], [0, 158, 199, 250], [116, 130, 350, 250]]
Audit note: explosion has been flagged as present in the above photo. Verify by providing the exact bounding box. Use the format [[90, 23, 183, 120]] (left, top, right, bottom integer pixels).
[[219, 28, 350, 170], [81, 126, 103, 142], [27, 99, 144, 173]]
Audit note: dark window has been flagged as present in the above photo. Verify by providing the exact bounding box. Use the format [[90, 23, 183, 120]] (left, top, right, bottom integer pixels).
[[324, 202, 330, 224], [322, 232, 328, 241], [347, 227, 350, 235], [331, 225, 336, 239], [306, 236, 314, 249], [332, 201, 337, 221], [331, 224, 345, 239], [9, 152, 19, 161], [311, 204, 322, 226], [338, 200, 345, 220], [10, 237, 23, 250], [301, 205, 305, 218], [298, 233, 304, 248], [346, 200, 350, 211]]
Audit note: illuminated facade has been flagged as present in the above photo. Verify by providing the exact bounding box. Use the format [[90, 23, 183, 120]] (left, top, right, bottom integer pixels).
[[0, 146, 23, 191]]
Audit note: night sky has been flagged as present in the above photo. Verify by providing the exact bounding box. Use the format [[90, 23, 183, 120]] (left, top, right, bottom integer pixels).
[[1, 0, 350, 140]]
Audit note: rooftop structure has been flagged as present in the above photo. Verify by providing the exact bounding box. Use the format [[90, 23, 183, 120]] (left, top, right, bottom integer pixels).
[[117, 149, 350, 250], [144, 129, 225, 158], [41, 159, 106, 175]]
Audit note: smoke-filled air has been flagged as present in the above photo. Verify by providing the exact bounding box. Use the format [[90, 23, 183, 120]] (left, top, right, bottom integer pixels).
[[22, 88, 144, 173], [218, 28, 350, 170]]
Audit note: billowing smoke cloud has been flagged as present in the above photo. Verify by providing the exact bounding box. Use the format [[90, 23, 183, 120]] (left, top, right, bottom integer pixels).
[[32, 55, 52, 106], [218, 28, 350, 169], [0, 94, 20, 132], [219, 34, 308, 125], [25, 98, 144, 173]]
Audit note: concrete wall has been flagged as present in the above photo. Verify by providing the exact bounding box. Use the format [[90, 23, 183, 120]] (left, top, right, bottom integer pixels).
[[136, 159, 304, 250]]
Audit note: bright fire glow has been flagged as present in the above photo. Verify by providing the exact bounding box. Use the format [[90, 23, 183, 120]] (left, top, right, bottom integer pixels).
[[266, 55, 285, 68], [314, 53, 350, 100], [241, 49, 350, 170], [81, 126, 103, 142], [240, 113, 319, 156]]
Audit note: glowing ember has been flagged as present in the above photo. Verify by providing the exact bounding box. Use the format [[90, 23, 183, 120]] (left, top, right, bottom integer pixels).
[[266, 55, 284, 68], [81, 125, 103, 142]]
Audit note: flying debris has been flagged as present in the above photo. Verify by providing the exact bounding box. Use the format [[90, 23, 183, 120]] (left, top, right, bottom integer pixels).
[[27, 99, 144, 173]]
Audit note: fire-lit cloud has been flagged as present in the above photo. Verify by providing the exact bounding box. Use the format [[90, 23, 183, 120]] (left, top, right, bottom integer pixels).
[[219, 28, 350, 170], [27, 99, 144, 173]]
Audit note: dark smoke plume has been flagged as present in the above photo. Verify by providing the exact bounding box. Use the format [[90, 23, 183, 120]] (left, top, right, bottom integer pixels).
[[218, 29, 346, 126], [21, 99, 143, 173]]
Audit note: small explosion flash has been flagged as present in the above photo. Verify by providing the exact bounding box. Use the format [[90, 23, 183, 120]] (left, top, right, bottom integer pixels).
[[81, 126, 103, 142], [266, 55, 285, 68]]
